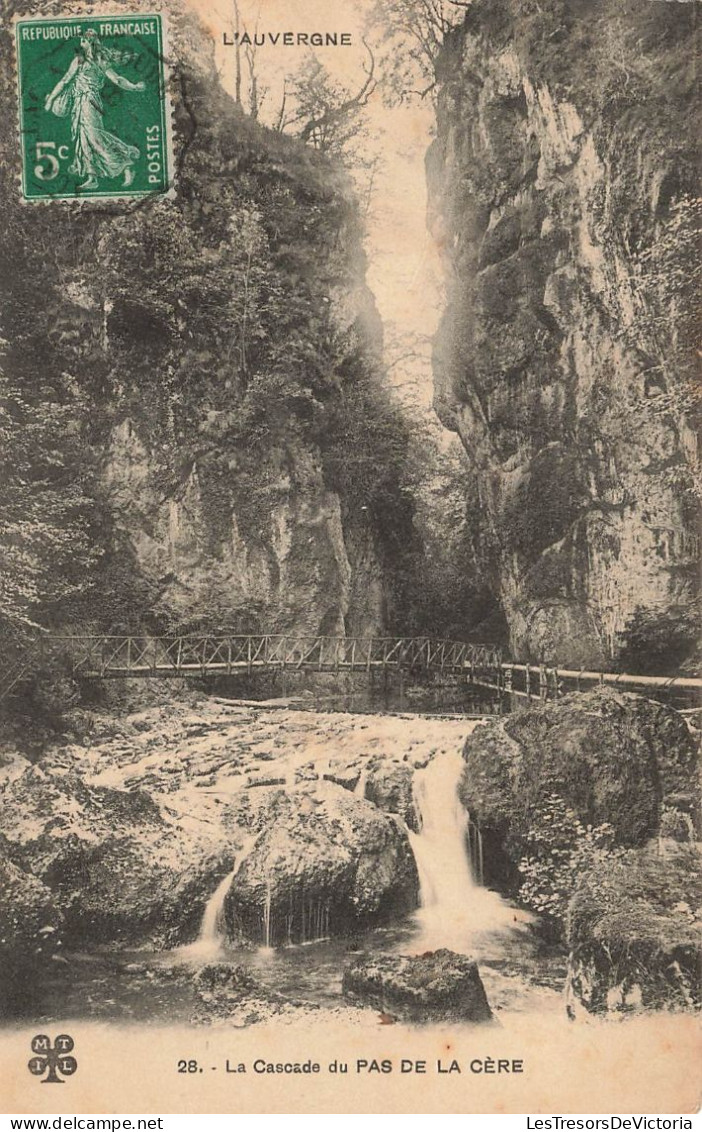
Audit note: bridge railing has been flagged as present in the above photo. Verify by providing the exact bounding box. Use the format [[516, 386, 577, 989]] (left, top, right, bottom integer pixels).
[[27, 634, 502, 678], [5, 634, 695, 706]]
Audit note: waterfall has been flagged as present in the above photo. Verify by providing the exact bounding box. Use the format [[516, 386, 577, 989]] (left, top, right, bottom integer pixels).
[[178, 835, 257, 962], [408, 748, 515, 952], [258, 889, 331, 951], [263, 879, 272, 950], [467, 813, 484, 884], [355, 766, 368, 799]]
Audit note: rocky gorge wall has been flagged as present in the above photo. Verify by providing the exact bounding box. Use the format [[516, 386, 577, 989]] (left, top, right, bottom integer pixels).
[[0, 0, 410, 648], [428, 0, 699, 668], [460, 689, 701, 1015]]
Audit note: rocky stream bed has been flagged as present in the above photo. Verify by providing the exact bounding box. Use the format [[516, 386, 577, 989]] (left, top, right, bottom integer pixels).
[[0, 689, 698, 1030]]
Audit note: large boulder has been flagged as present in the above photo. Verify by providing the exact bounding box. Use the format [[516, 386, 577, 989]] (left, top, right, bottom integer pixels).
[[364, 757, 419, 831], [224, 782, 419, 946], [0, 847, 64, 1015], [0, 764, 229, 947], [566, 845, 701, 1017], [460, 690, 698, 891], [342, 949, 493, 1023]]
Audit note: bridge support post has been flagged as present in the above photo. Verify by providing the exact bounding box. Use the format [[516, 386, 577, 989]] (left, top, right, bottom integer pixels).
[[551, 667, 560, 699], [504, 664, 513, 713], [539, 664, 547, 701], [525, 664, 531, 703]]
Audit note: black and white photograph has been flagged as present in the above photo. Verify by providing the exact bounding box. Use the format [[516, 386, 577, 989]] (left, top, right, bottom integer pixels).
[[0, 0, 699, 1115]]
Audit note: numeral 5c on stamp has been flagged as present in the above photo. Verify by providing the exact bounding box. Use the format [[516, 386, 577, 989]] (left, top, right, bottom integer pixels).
[[14, 13, 172, 201]]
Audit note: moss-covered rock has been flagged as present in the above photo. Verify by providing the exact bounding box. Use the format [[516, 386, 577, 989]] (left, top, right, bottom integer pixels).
[[0, 764, 230, 947], [342, 949, 493, 1023], [461, 690, 676, 856], [460, 690, 698, 918], [566, 845, 701, 1017]]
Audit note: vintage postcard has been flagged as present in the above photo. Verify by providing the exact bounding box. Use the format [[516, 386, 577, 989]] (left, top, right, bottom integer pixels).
[[0, 0, 700, 1117]]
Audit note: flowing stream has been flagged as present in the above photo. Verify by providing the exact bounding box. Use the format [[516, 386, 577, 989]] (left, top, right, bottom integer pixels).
[[11, 709, 567, 1026]]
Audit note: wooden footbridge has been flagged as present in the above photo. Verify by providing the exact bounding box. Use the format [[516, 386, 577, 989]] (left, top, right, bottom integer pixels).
[[0, 633, 699, 706], [11, 634, 502, 682]]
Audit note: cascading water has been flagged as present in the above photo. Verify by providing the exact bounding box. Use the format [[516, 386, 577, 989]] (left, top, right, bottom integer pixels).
[[262, 879, 272, 950], [467, 813, 484, 884], [408, 748, 517, 953], [354, 766, 368, 799], [178, 834, 257, 961]]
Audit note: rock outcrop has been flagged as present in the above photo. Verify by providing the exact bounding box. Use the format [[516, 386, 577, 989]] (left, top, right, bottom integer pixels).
[[224, 783, 419, 946], [429, 0, 699, 667], [462, 690, 686, 843], [342, 949, 493, 1023], [0, 848, 64, 1015], [460, 690, 700, 1014], [364, 757, 419, 832], [0, 0, 415, 650], [460, 690, 699, 901], [187, 962, 320, 1026], [0, 763, 230, 948], [566, 845, 701, 1017]]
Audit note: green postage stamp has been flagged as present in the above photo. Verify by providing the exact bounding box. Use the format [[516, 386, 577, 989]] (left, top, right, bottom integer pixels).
[[14, 13, 172, 201]]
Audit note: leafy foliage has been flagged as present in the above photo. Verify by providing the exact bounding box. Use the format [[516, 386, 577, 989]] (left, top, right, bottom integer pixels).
[[567, 844, 701, 1012], [0, 358, 97, 645], [399, 429, 504, 639], [517, 794, 619, 926], [618, 601, 700, 676]]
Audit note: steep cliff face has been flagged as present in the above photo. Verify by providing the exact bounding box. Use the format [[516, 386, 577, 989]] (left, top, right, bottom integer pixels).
[[94, 3, 399, 637], [0, 0, 410, 645], [429, 0, 699, 667]]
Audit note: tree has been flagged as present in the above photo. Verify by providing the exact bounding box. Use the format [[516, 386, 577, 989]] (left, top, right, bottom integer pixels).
[[367, 0, 468, 103], [280, 43, 377, 158]]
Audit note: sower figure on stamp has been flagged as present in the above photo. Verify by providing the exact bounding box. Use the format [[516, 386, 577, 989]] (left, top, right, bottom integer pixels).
[[44, 29, 145, 190]]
